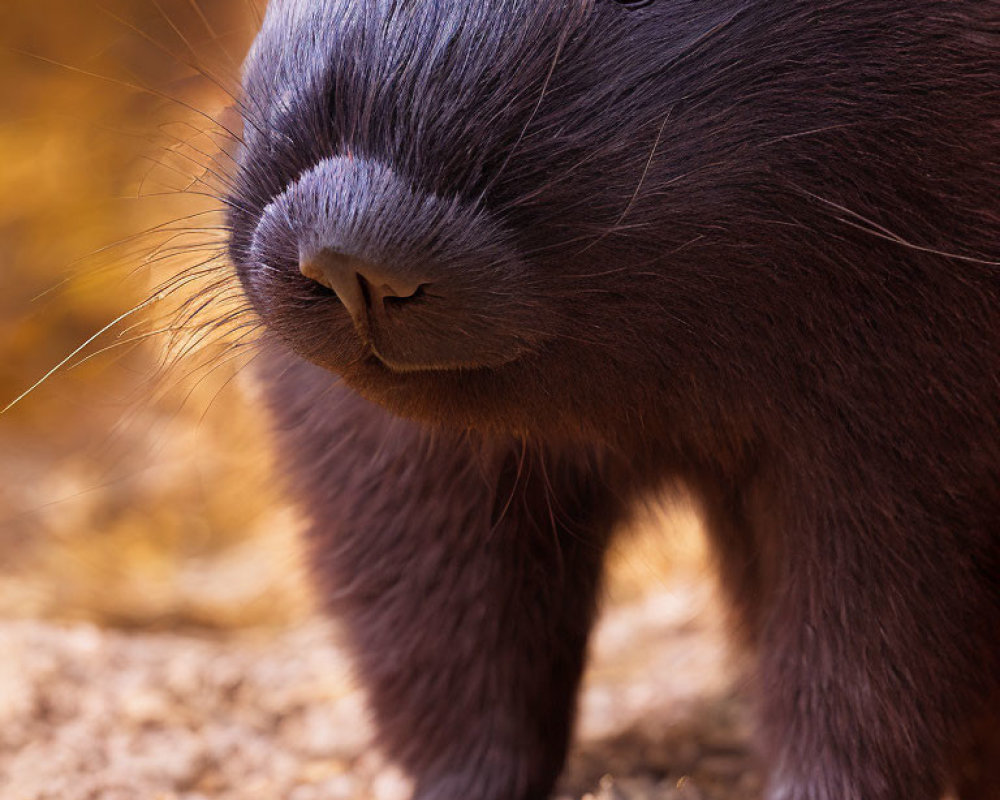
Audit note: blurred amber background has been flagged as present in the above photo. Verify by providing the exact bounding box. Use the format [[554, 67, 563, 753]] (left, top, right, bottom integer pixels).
[[0, 0, 704, 633], [0, 0, 319, 629]]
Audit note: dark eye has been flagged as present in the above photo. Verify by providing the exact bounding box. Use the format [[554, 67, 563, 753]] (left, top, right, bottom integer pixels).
[[613, 0, 655, 7]]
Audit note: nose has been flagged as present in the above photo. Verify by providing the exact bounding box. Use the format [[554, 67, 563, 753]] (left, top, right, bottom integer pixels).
[[299, 248, 425, 323]]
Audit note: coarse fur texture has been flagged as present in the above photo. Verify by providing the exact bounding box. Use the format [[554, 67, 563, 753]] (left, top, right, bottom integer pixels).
[[225, 1, 1000, 798]]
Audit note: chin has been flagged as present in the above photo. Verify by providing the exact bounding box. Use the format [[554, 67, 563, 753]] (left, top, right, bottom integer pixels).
[[338, 352, 521, 432]]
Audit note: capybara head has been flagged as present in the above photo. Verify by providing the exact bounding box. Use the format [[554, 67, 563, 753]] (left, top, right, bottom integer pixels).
[[228, 0, 997, 441]]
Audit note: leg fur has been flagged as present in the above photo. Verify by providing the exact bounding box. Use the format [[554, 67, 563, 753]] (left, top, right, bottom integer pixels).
[[264, 360, 623, 800], [749, 461, 998, 800]]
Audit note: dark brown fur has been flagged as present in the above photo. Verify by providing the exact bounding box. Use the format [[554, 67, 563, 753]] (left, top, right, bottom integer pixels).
[[226, 1, 1000, 798]]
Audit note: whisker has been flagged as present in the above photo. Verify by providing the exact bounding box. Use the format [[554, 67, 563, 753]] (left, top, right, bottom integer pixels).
[[197, 342, 267, 425], [100, 2, 240, 107], [30, 214, 229, 304], [490, 437, 529, 536], [795, 185, 1000, 267], [185, 0, 241, 74], [613, 109, 672, 229], [5, 47, 247, 147], [478, 25, 568, 203], [67, 326, 187, 370], [3, 292, 167, 414]]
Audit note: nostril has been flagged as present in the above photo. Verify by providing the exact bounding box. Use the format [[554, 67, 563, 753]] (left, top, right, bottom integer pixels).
[[299, 248, 428, 322], [299, 250, 368, 322], [358, 272, 426, 307], [381, 282, 429, 309], [355, 271, 373, 310]]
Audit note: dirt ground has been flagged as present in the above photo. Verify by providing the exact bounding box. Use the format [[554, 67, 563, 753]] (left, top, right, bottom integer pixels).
[[0, 582, 760, 800]]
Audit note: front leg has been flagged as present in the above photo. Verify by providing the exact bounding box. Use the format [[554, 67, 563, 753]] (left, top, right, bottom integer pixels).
[[752, 462, 998, 800], [267, 373, 622, 799]]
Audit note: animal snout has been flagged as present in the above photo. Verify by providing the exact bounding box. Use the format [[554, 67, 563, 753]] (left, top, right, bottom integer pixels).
[[299, 249, 427, 325], [248, 156, 539, 372]]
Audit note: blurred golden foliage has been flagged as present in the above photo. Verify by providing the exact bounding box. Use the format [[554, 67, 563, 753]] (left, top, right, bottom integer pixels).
[[0, 0, 313, 629], [0, 0, 705, 632]]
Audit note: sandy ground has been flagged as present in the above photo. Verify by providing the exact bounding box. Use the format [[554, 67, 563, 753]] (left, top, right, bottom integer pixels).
[[0, 582, 760, 800]]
